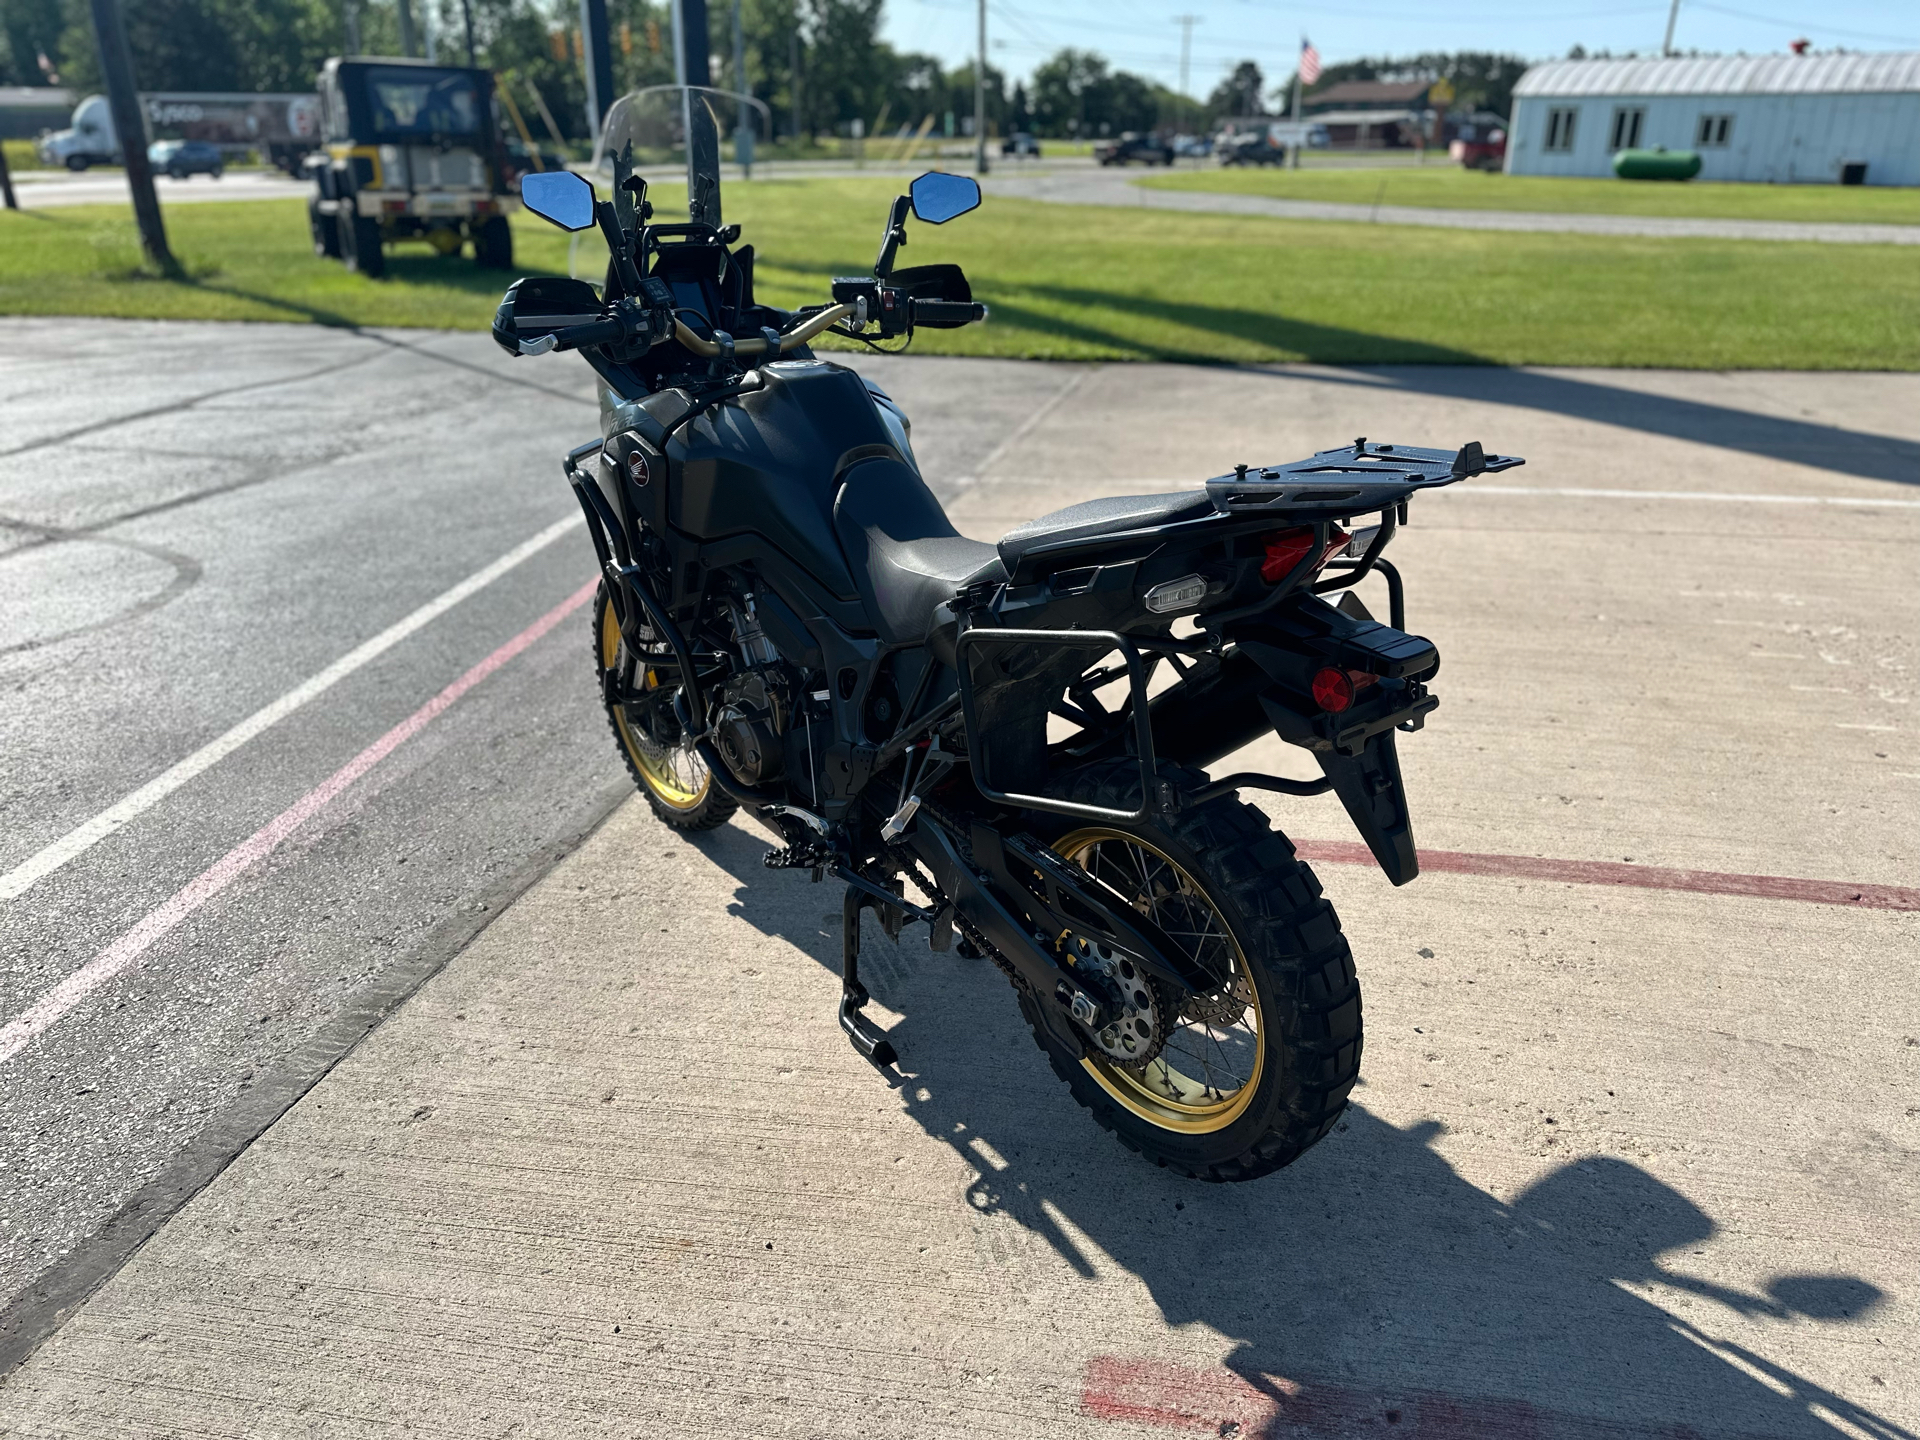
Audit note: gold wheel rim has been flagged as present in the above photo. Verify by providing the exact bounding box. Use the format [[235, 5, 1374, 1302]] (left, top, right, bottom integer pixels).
[[1054, 828, 1265, 1135], [600, 596, 712, 811]]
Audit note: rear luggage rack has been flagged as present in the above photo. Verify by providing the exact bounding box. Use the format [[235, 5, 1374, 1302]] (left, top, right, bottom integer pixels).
[[1208, 440, 1524, 517]]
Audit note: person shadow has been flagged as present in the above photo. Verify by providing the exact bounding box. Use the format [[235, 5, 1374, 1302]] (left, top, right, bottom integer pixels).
[[686, 819, 1905, 1440]]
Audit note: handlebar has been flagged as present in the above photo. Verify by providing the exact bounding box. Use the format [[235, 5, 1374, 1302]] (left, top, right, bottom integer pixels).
[[673, 304, 856, 360], [527, 290, 983, 362]]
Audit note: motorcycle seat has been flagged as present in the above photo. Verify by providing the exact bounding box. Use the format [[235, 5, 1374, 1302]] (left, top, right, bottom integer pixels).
[[835, 459, 1007, 645], [996, 489, 1214, 571]]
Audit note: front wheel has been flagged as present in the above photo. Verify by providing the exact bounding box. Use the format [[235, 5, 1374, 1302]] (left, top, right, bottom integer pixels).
[[1027, 761, 1362, 1181], [338, 212, 385, 277], [592, 583, 737, 832]]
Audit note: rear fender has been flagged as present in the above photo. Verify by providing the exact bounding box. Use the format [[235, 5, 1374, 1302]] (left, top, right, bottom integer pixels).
[[1230, 595, 1439, 886]]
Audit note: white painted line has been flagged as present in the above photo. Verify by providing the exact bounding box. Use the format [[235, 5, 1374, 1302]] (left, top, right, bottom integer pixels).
[[0, 578, 599, 1066], [1836, 723, 1899, 732], [1456, 485, 1920, 509], [0, 515, 582, 904]]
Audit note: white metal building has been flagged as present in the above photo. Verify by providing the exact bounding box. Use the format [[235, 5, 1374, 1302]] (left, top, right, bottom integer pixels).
[[1506, 52, 1920, 185]]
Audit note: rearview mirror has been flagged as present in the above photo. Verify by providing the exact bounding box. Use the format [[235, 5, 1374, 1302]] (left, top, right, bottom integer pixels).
[[521, 170, 596, 232], [909, 172, 981, 225]]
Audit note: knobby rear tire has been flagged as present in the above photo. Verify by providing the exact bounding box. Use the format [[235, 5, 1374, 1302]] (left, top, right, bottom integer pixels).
[[1025, 759, 1362, 1182]]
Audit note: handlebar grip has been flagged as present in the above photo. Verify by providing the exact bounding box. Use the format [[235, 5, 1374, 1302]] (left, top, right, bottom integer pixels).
[[909, 299, 987, 328], [553, 315, 626, 350]]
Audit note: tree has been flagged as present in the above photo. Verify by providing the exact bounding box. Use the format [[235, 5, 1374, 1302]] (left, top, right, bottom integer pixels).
[[1030, 47, 1103, 136], [0, 0, 67, 86], [1270, 50, 1531, 121], [1206, 59, 1262, 119]]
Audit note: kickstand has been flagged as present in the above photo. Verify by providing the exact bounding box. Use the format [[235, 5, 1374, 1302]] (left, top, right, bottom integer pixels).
[[840, 886, 899, 1070]]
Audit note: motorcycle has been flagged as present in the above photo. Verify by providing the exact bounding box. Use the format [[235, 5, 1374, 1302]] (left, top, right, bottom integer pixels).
[[493, 88, 1523, 1181]]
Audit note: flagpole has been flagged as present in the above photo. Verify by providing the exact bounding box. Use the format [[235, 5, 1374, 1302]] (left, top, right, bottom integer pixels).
[[1290, 39, 1303, 169]]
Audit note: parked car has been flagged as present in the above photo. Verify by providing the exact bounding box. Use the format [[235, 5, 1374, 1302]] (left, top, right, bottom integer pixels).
[[1448, 117, 1507, 172], [1000, 131, 1042, 159], [1171, 133, 1212, 159], [1217, 122, 1330, 166], [149, 138, 225, 179], [1094, 132, 1174, 166]]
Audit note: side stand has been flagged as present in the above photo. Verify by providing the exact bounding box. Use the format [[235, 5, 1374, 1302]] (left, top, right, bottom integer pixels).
[[840, 886, 899, 1069]]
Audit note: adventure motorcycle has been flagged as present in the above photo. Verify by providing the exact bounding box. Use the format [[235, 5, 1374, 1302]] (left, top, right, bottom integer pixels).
[[493, 88, 1522, 1181]]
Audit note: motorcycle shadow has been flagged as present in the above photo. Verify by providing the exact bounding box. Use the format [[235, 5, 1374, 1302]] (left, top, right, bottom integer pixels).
[[693, 819, 1905, 1440]]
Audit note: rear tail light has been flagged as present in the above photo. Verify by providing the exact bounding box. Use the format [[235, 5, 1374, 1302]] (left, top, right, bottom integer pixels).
[[1261, 526, 1350, 584]]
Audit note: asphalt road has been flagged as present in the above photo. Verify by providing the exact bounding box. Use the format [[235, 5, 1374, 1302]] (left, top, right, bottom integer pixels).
[[26, 161, 1917, 243], [0, 324, 1915, 1436], [0, 317, 1068, 1323]]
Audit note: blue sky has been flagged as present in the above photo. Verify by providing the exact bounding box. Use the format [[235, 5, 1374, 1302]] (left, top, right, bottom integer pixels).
[[880, 0, 1920, 98]]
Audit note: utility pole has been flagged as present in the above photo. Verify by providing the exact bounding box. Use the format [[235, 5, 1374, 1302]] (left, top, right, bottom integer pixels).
[[0, 139, 16, 210], [345, 0, 360, 54], [1173, 14, 1200, 130], [461, 0, 476, 65], [731, 0, 752, 177], [397, 0, 417, 56], [1661, 0, 1682, 56], [790, 22, 801, 143], [974, 0, 988, 174], [88, 0, 175, 275], [580, 0, 614, 146], [675, 0, 719, 223]]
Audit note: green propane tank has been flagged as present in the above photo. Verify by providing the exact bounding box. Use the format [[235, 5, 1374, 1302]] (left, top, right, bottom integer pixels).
[[1612, 147, 1702, 181]]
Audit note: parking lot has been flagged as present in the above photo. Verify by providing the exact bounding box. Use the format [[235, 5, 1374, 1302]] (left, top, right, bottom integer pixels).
[[0, 320, 1914, 1436]]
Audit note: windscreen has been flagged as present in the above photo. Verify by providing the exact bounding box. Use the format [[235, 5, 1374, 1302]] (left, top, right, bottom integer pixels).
[[365, 68, 482, 139], [592, 85, 769, 227]]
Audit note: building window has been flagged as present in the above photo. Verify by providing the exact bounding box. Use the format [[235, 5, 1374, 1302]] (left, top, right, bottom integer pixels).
[[1544, 107, 1578, 152], [1696, 113, 1733, 147], [1610, 106, 1645, 151]]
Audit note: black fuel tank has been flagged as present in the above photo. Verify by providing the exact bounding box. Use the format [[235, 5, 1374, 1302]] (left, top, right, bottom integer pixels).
[[670, 361, 903, 602]]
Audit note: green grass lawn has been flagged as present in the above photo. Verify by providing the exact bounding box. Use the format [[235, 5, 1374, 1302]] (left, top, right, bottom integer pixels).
[[3, 179, 1917, 368], [1140, 164, 1920, 225]]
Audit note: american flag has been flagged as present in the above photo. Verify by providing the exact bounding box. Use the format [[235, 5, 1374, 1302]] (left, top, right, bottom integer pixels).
[[1299, 38, 1322, 86]]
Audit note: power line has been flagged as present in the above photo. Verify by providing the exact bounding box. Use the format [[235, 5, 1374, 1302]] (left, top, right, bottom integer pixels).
[[1684, 1, 1920, 45]]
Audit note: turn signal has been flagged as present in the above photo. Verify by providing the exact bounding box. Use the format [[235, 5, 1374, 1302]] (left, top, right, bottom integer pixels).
[[1261, 526, 1349, 584], [1311, 667, 1356, 713]]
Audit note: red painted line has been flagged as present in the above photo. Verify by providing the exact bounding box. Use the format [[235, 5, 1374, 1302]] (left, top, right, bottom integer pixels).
[[1292, 840, 1919, 912], [1082, 1355, 1796, 1439], [0, 578, 599, 1065]]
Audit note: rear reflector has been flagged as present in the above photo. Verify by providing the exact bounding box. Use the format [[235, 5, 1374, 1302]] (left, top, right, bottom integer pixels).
[[1311, 667, 1355, 712]]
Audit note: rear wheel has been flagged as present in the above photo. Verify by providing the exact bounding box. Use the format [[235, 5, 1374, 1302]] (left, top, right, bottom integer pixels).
[[592, 584, 737, 832], [1027, 760, 1362, 1181], [473, 214, 514, 269]]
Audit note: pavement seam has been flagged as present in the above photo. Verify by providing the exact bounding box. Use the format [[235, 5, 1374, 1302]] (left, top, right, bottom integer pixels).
[[0, 777, 634, 1385]]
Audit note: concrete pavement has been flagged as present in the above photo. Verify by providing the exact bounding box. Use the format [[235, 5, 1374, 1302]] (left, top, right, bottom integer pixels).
[[0, 319, 1069, 1331], [0, 334, 1915, 1435]]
